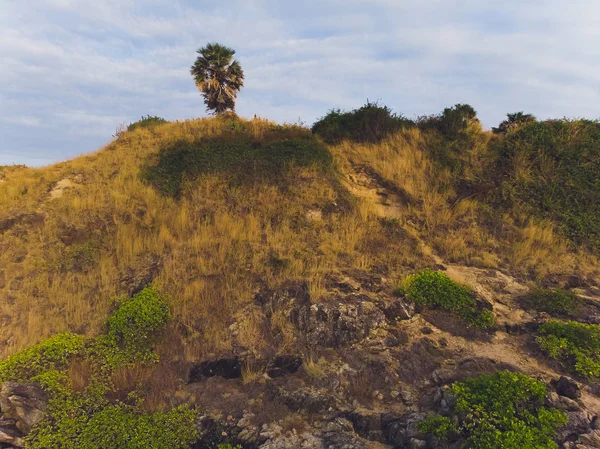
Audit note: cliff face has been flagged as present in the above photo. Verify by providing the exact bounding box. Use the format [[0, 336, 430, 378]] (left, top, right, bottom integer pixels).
[[1, 115, 600, 448]]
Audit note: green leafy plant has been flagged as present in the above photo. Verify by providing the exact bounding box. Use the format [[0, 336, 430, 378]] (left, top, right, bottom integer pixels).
[[492, 112, 537, 134], [418, 371, 566, 449], [127, 115, 168, 132], [537, 321, 600, 379], [311, 101, 414, 144], [522, 288, 582, 317], [398, 269, 495, 329], [0, 333, 85, 382]]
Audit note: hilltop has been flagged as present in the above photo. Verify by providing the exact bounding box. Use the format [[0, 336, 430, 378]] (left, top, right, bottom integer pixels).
[[1, 109, 600, 449]]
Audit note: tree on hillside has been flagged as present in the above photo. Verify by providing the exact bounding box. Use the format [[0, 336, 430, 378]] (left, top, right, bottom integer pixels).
[[191, 43, 244, 115]]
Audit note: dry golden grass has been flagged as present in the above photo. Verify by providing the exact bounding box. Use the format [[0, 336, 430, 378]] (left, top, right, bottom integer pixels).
[[0, 116, 426, 364], [1, 115, 598, 407]]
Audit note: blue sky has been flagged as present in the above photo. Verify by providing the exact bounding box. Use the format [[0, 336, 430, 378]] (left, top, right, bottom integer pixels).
[[1, 0, 599, 166]]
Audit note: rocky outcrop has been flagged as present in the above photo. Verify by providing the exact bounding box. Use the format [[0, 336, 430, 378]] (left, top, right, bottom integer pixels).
[[0, 382, 49, 448], [254, 281, 411, 348]]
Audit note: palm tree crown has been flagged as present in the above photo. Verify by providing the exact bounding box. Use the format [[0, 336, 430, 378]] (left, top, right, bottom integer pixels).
[[191, 43, 244, 115]]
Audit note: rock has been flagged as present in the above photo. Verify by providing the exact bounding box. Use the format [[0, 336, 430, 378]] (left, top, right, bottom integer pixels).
[[270, 386, 334, 414], [381, 300, 415, 322], [301, 296, 387, 347], [119, 253, 163, 296], [346, 412, 384, 442], [557, 410, 596, 442], [0, 419, 24, 447], [420, 327, 433, 335], [267, 356, 303, 378], [381, 413, 427, 447], [255, 284, 387, 347], [547, 392, 582, 412], [189, 358, 243, 382], [554, 376, 581, 400], [0, 382, 49, 447]]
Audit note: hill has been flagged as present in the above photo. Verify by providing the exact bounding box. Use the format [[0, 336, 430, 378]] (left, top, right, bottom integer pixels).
[[1, 111, 600, 448]]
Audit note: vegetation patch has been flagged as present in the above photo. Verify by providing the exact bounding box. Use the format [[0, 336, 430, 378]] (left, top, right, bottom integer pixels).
[[537, 320, 600, 380], [522, 288, 582, 317], [0, 333, 85, 382], [418, 371, 566, 449], [311, 101, 414, 144], [493, 119, 600, 250], [142, 135, 332, 196], [0, 287, 199, 448], [127, 115, 168, 132], [398, 269, 495, 329]]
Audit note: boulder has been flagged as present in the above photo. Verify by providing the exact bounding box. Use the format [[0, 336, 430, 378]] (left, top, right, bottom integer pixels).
[[554, 376, 581, 400], [0, 382, 49, 434], [0, 382, 49, 447]]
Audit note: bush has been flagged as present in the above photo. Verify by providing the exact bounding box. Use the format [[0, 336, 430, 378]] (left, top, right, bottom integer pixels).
[[537, 321, 600, 379], [492, 112, 537, 134], [104, 287, 170, 364], [493, 119, 600, 250], [398, 269, 495, 329], [418, 371, 566, 449], [28, 402, 198, 449], [522, 288, 582, 317], [127, 115, 168, 132], [311, 101, 414, 144], [142, 136, 332, 197], [0, 333, 85, 382], [418, 104, 478, 138]]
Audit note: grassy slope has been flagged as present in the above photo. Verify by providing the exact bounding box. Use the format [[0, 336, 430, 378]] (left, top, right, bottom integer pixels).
[[1, 115, 598, 408]]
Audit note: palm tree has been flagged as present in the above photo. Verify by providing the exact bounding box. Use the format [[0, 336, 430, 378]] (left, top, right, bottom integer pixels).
[[191, 43, 244, 115]]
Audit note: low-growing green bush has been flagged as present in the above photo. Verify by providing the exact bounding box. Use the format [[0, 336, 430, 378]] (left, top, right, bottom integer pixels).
[[0, 286, 186, 448], [398, 269, 495, 329], [0, 333, 85, 382], [522, 288, 582, 317], [311, 101, 414, 144], [418, 371, 566, 449], [537, 321, 600, 379], [127, 115, 168, 132], [142, 136, 332, 197], [28, 400, 198, 449]]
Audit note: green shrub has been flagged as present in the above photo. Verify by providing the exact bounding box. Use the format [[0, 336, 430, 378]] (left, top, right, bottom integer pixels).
[[523, 288, 582, 317], [492, 112, 537, 134], [418, 104, 478, 138], [0, 333, 85, 382], [28, 403, 198, 449], [311, 101, 414, 144], [493, 119, 600, 250], [399, 269, 495, 329], [103, 287, 170, 365], [537, 321, 600, 379], [127, 115, 168, 132], [418, 371, 566, 449], [142, 136, 332, 197]]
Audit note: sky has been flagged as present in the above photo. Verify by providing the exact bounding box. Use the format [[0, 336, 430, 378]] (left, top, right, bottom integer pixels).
[[1, 0, 599, 166]]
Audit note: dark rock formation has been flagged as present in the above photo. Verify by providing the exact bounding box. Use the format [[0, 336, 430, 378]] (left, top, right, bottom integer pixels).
[[189, 358, 243, 382], [0, 382, 50, 448], [554, 376, 582, 400]]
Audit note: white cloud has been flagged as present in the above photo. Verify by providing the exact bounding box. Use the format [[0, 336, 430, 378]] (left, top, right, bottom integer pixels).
[[0, 0, 599, 164]]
